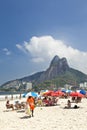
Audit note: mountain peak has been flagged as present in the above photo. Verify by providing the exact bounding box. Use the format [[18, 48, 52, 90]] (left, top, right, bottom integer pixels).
[[49, 55, 69, 74], [37, 55, 70, 83], [50, 55, 60, 65], [50, 55, 69, 69]]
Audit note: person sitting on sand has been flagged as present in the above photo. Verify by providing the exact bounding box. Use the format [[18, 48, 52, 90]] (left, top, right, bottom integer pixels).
[[42, 97, 49, 106], [52, 97, 58, 105], [47, 97, 53, 106], [6, 100, 14, 110], [71, 97, 76, 102], [14, 101, 22, 109], [64, 100, 71, 108], [14, 101, 26, 109], [75, 97, 82, 103]]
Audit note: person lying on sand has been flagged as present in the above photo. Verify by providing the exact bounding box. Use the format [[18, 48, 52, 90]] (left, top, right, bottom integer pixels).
[[64, 100, 80, 109]]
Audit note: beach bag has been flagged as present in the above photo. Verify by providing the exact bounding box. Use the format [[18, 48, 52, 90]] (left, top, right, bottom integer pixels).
[[25, 105, 31, 116]]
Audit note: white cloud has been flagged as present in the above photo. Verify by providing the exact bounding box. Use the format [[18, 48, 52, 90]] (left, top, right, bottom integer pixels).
[[16, 44, 27, 54], [16, 35, 87, 74], [3, 48, 11, 55]]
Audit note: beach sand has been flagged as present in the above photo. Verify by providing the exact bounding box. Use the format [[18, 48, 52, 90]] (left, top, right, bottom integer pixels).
[[0, 97, 87, 130]]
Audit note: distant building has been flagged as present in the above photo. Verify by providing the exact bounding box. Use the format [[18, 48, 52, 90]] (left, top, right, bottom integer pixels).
[[26, 82, 32, 90], [79, 82, 87, 89], [64, 84, 72, 90]]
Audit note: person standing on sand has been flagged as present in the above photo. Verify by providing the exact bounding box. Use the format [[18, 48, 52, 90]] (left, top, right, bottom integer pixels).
[[26, 96, 35, 117]]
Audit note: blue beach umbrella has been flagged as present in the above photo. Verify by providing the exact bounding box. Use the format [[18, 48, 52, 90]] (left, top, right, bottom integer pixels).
[[80, 90, 86, 95], [61, 89, 72, 93], [26, 92, 38, 97], [22, 93, 27, 97], [66, 90, 72, 93], [61, 89, 66, 93]]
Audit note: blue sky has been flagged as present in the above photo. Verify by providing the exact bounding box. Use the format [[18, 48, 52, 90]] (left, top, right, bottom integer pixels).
[[0, 0, 87, 85]]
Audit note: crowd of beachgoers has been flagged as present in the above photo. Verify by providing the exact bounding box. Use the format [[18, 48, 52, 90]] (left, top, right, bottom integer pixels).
[[0, 89, 87, 130]]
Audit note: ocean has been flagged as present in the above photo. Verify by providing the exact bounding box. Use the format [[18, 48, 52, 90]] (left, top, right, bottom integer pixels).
[[0, 91, 22, 95]]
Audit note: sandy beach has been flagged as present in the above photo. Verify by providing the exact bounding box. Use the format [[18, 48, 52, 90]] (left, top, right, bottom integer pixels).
[[0, 97, 87, 130]]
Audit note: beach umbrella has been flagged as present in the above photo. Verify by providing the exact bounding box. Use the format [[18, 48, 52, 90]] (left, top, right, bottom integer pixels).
[[80, 90, 86, 95], [26, 92, 38, 97], [61, 89, 72, 93], [61, 89, 66, 93], [22, 93, 27, 97], [55, 90, 65, 96], [43, 90, 54, 96], [41, 90, 48, 95], [66, 90, 72, 93], [51, 92, 59, 97], [76, 90, 80, 93], [70, 92, 84, 98]]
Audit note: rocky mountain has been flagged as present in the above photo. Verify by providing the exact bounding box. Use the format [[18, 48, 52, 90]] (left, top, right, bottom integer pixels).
[[1, 55, 87, 91], [37, 55, 69, 83]]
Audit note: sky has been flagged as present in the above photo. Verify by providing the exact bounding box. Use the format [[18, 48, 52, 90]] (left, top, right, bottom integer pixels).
[[0, 0, 87, 85]]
